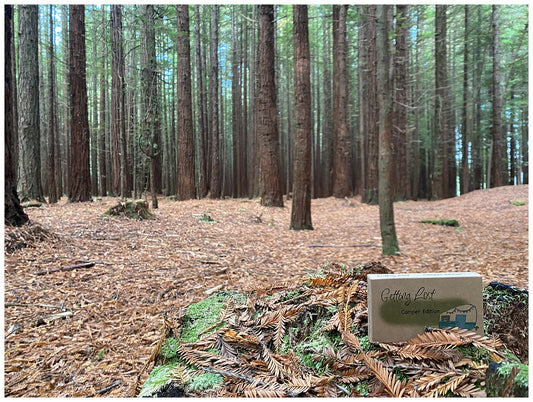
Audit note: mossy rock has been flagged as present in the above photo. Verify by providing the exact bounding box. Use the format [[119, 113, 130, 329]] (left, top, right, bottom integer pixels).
[[103, 200, 155, 220], [421, 218, 460, 227], [138, 263, 527, 398]]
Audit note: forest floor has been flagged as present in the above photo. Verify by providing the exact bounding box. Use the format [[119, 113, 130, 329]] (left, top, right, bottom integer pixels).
[[3, 185, 528, 397]]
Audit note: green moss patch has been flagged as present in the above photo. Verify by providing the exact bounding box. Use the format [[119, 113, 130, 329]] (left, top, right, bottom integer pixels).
[[421, 218, 460, 227]]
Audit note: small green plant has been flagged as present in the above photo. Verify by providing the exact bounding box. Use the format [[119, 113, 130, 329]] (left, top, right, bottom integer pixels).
[[354, 380, 370, 396], [138, 362, 176, 397], [161, 337, 180, 359], [358, 336, 375, 352], [499, 361, 528, 389], [186, 372, 223, 393], [181, 293, 227, 343], [199, 213, 216, 223], [421, 219, 460, 227], [94, 348, 108, 360], [510, 199, 526, 206]]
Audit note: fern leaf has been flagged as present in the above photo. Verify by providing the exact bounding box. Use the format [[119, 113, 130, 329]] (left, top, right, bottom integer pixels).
[[362, 352, 407, 397], [424, 372, 469, 397]]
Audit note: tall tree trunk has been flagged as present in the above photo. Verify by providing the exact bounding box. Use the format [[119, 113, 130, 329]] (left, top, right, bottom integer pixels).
[[140, 5, 160, 208], [18, 5, 44, 202], [393, 5, 410, 201], [433, 5, 450, 200], [490, 5, 503, 188], [360, 5, 379, 205], [322, 6, 333, 197], [332, 5, 351, 198], [61, 4, 70, 196], [461, 6, 470, 195], [68, 5, 92, 202], [194, 5, 208, 198], [98, 6, 107, 196], [290, 5, 313, 230], [241, 5, 249, 198], [249, 6, 260, 198], [90, 8, 98, 196], [5, 5, 29, 226], [47, 5, 58, 204], [231, 5, 242, 198], [209, 5, 221, 199], [376, 5, 399, 256], [256, 5, 283, 207], [176, 4, 196, 200], [110, 5, 124, 197], [411, 6, 421, 200], [472, 7, 483, 190]]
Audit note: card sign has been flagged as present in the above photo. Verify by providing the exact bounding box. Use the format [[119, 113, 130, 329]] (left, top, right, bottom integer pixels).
[[367, 272, 483, 343]]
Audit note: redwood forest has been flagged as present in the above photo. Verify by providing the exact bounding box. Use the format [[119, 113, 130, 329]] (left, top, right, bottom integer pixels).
[[4, 4, 529, 398]]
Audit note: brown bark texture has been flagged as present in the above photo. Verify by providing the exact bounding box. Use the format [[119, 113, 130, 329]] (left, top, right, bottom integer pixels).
[[18, 5, 44, 202], [68, 5, 92, 202], [256, 5, 283, 207], [176, 4, 196, 200], [332, 5, 351, 198], [290, 5, 313, 230], [5, 5, 29, 226]]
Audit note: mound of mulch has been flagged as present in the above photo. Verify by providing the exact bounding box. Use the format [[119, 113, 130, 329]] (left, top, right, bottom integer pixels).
[[136, 262, 525, 398], [4, 222, 59, 253]]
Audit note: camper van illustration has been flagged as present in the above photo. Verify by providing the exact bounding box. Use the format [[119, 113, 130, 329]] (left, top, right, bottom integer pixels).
[[438, 304, 477, 330]]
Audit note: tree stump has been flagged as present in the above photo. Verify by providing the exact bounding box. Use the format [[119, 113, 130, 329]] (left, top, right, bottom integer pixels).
[[104, 200, 155, 220]]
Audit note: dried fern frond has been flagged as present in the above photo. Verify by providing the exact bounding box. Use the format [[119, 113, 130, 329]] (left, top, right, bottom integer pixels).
[[338, 366, 372, 383], [424, 372, 469, 397], [408, 328, 503, 352], [413, 371, 456, 393], [362, 352, 407, 397], [453, 381, 486, 397], [390, 344, 463, 362], [170, 364, 191, 385]]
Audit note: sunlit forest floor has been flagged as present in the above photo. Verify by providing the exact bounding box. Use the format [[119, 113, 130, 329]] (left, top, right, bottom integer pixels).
[[4, 184, 528, 397]]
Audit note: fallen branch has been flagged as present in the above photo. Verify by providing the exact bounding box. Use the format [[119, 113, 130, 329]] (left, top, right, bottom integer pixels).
[[95, 380, 121, 396], [35, 311, 73, 326], [35, 261, 95, 276], [308, 244, 381, 249], [5, 302, 68, 309]]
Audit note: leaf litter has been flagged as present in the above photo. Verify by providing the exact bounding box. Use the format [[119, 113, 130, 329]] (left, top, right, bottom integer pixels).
[[3, 185, 528, 397]]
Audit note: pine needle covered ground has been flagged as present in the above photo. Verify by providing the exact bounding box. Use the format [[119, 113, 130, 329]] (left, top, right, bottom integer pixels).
[[4, 185, 528, 397]]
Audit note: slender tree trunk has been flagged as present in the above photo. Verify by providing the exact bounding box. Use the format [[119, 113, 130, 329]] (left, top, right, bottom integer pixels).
[[90, 9, 98, 196], [472, 7, 483, 190], [231, 5, 242, 198], [322, 6, 333, 197], [491, 5, 503, 188], [61, 4, 70, 196], [461, 6, 470, 195], [290, 5, 313, 230], [176, 4, 196, 200], [47, 5, 58, 204], [18, 5, 44, 202], [194, 5, 208, 198], [256, 5, 283, 207], [68, 5, 92, 202], [376, 5, 399, 256], [361, 5, 379, 205], [209, 5, 221, 199], [110, 5, 124, 197], [5, 4, 29, 226], [140, 5, 160, 208], [241, 5, 249, 198], [433, 5, 450, 200], [98, 6, 107, 196], [393, 5, 410, 201], [332, 5, 351, 198]]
